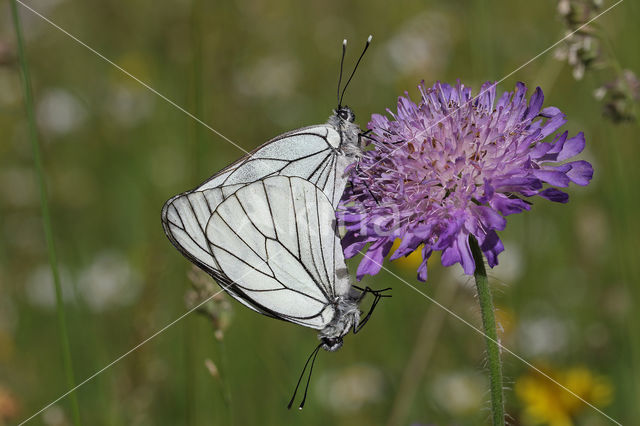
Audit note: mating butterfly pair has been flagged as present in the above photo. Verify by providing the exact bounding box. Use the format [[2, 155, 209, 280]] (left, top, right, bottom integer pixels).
[[161, 36, 390, 409]]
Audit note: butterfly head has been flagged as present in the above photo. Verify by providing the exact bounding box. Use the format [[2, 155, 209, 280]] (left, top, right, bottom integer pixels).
[[328, 106, 361, 156], [320, 336, 343, 352], [335, 105, 356, 123]]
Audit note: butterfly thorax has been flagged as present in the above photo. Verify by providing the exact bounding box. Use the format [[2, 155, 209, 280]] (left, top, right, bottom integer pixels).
[[328, 106, 362, 158], [318, 295, 360, 352]]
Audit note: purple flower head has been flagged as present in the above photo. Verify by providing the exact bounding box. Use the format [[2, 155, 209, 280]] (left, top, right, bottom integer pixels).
[[338, 81, 593, 282]]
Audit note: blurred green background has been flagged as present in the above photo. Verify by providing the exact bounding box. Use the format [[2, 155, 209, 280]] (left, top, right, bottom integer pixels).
[[1, 0, 639, 425]]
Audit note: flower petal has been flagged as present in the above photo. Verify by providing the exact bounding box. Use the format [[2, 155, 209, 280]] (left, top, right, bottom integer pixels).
[[539, 106, 562, 118], [524, 87, 544, 121], [416, 246, 433, 282], [557, 132, 586, 161], [458, 233, 475, 275], [472, 205, 507, 231], [532, 169, 571, 187], [481, 231, 504, 267], [390, 224, 433, 259], [540, 113, 567, 138], [538, 187, 569, 203], [489, 193, 532, 215], [566, 160, 594, 186], [355, 238, 393, 280]]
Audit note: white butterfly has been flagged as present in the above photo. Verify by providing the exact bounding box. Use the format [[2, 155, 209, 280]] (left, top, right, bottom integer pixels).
[[161, 102, 362, 307], [162, 37, 374, 330]]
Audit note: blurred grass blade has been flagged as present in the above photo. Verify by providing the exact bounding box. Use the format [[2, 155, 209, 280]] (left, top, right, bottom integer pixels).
[[386, 282, 457, 426], [9, 2, 82, 425], [183, 1, 205, 424]]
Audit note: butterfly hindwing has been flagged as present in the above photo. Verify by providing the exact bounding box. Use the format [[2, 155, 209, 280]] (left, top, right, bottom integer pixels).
[[207, 176, 349, 329]]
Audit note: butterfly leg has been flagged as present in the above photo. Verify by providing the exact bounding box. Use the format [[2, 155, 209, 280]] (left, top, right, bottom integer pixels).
[[351, 285, 392, 334], [358, 129, 373, 141], [353, 162, 381, 206]]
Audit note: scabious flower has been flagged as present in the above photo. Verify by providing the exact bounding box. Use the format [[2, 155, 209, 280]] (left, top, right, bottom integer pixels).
[[338, 81, 593, 281]]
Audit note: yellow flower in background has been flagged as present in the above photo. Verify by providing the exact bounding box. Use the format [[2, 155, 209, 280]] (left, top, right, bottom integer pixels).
[[516, 365, 613, 426]]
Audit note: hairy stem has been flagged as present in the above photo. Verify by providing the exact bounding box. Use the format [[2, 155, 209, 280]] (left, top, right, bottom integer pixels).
[[470, 235, 504, 425], [9, 2, 82, 425]]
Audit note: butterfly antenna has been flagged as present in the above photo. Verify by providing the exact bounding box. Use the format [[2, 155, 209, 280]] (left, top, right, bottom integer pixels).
[[339, 35, 372, 107], [287, 343, 322, 410], [337, 39, 347, 108], [298, 344, 322, 409]]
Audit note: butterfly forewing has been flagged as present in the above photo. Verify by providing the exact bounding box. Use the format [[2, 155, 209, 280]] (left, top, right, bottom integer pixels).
[[197, 125, 343, 197]]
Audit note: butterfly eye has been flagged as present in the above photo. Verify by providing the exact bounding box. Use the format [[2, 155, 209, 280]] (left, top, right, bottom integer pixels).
[[339, 109, 353, 122]]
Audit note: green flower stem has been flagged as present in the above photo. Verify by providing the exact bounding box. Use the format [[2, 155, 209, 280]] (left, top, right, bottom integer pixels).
[[469, 235, 505, 426], [9, 2, 82, 425]]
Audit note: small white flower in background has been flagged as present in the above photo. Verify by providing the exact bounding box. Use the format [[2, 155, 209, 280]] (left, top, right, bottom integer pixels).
[[517, 316, 568, 357], [431, 371, 487, 415], [554, 0, 603, 80], [554, 32, 600, 80], [105, 85, 154, 128], [488, 241, 524, 284], [445, 263, 474, 288], [78, 251, 141, 312], [36, 88, 87, 137], [383, 12, 452, 78], [316, 364, 384, 413], [25, 264, 75, 309], [41, 404, 67, 426], [13, 0, 68, 41]]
